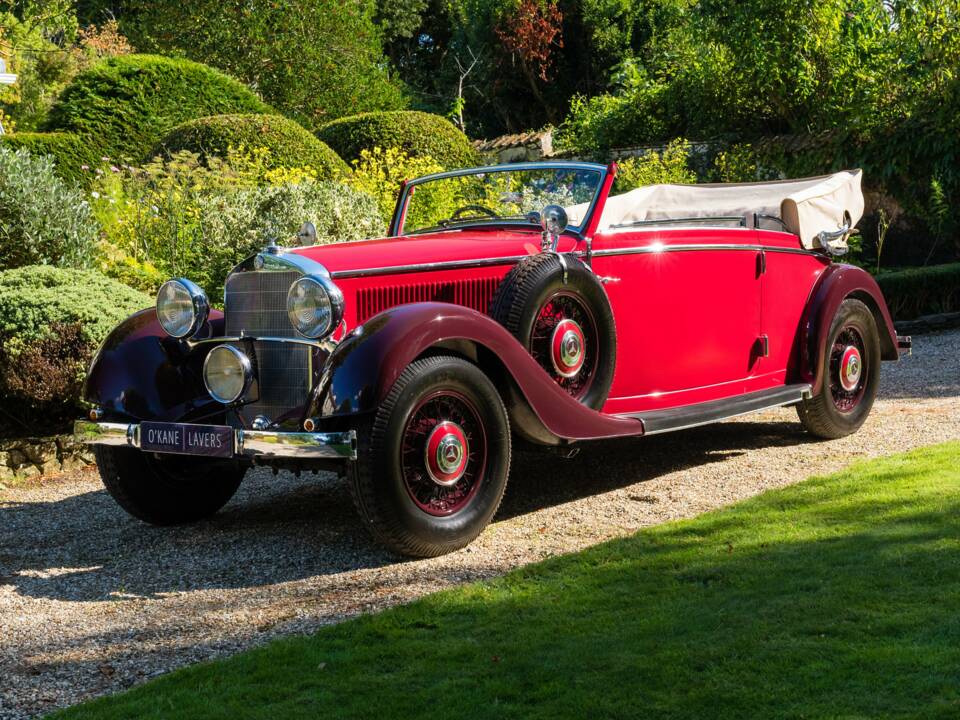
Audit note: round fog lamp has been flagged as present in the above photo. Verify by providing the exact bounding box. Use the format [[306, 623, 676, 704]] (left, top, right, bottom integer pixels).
[[156, 278, 208, 338], [203, 345, 252, 404]]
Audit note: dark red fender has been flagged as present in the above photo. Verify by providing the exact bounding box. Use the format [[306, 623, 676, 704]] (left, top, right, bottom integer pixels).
[[800, 263, 899, 393], [84, 308, 227, 422], [311, 302, 644, 442]]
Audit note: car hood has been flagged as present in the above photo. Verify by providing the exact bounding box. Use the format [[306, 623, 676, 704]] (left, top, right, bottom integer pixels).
[[289, 228, 548, 277]]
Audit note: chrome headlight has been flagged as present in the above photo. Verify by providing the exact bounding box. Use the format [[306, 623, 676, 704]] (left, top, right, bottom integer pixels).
[[203, 345, 252, 404], [286, 274, 344, 339], [156, 278, 209, 338]]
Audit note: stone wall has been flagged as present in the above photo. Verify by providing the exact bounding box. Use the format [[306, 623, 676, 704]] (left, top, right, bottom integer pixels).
[[0, 435, 94, 484]]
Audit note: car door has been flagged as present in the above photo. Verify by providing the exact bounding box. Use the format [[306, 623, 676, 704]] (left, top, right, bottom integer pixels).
[[589, 226, 763, 414]]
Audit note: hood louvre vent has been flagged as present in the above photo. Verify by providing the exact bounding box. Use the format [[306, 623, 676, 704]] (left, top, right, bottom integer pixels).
[[356, 275, 503, 324]]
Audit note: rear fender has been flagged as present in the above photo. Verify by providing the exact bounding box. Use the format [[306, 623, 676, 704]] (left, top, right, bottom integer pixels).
[[800, 263, 899, 393], [84, 309, 225, 422], [311, 303, 642, 444]]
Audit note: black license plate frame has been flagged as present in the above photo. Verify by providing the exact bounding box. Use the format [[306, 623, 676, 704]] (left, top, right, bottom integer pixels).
[[140, 422, 235, 458]]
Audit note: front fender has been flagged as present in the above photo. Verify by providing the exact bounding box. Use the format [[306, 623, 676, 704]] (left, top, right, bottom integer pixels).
[[84, 308, 226, 422], [312, 302, 643, 442], [800, 263, 899, 393]]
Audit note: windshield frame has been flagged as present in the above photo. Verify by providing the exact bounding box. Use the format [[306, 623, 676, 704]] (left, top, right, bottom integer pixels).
[[389, 160, 610, 237]]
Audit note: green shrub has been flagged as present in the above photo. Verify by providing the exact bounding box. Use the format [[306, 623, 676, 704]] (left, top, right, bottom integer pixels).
[[151, 114, 348, 179], [92, 152, 383, 295], [876, 263, 960, 321], [317, 111, 478, 168], [0, 147, 99, 269], [612, 140, 696, 194], [43, 54, 272, 162], [0, 132, 99, 185], [0, 266, 151, 434]]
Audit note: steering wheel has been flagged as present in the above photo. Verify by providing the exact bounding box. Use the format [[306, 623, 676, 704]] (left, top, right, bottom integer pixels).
[[450, 204, 499, 220]]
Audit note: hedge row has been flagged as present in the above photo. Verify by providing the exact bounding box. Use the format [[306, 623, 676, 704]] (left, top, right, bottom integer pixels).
[[876, 262, 960, 321], [43, 54, 272, 162], [317, 110, 478, 169], [0, 132, 99, 186], [152, 114, 349, 178]]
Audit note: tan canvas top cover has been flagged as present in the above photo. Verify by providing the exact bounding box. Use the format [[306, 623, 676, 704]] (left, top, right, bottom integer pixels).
[[597, 169, 863, 249]]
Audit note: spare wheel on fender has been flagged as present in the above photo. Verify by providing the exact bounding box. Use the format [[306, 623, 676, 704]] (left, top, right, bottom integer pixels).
[[489, 253, 616, 410]]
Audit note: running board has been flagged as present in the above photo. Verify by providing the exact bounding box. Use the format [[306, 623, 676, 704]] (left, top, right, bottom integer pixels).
[[622, 384, 813, 436]]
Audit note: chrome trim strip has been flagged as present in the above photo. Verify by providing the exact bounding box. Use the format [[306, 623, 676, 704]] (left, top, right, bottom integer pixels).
[[590, 243, 820, 258], [186, 335, 331, 350], [74, 420, 357, 461], [330, 254, 534, 279]]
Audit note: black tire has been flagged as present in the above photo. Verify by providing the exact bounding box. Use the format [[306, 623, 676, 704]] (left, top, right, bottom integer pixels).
[[94, 445, 245, 525], [489, 253, 616, 410], [349, 355, 511, 557], [797, 298, 881, 439]]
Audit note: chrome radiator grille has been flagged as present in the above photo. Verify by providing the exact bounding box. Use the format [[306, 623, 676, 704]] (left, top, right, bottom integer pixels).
[[224, 269, 311, 423]]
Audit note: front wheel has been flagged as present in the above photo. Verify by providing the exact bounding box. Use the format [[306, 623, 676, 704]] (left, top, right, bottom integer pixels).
[[349, 355, 511, 557], [94, 445, 245, 525], [797, 298, 881, 439]]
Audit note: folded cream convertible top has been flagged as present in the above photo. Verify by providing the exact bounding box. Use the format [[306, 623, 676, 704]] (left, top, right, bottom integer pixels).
[[596, 169, 863, 250]]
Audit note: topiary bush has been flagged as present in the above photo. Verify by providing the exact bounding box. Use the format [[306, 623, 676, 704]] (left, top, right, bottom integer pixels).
[[875, 263, 960, 321], [0, 147, 99, 269], [0, 266, 151, 435], [42, 54, 272, 162], [317, 111, 478, 169], [0, 132, 99, 186], [151, 114, 349, 179]]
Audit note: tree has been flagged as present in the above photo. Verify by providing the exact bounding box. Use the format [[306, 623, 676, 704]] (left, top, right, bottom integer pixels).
[[120, 0, 408, 130]]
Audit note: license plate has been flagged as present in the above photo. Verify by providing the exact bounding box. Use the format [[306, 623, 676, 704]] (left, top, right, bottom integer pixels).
[[140, 422, 234, 458]]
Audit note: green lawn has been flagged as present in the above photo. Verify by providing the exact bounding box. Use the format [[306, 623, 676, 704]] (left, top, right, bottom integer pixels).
[[57, 442, 960, 720]]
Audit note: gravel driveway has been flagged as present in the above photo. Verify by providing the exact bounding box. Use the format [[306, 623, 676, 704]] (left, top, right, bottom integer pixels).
[[2, 329, 958, 719]]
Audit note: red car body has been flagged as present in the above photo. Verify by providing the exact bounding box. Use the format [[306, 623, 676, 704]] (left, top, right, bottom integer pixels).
[[77, 161, 908, 555]]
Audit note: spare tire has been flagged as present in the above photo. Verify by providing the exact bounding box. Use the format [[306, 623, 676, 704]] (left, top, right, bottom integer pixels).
[[490, 253, 616, 410]]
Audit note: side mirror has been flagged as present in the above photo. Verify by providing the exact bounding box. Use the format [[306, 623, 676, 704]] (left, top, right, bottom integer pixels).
[[297, 221, 318, 247], [540, 204, 568, 236]]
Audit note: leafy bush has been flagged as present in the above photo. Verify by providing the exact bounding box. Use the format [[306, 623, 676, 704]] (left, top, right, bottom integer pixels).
[[120, 0, 407, 130], [151, 114, 349, 179], [0, 132, 99, 185], [317, 111, 478, 168], [0, 266, 151, 434], [0, 147, 99, 269], [43, 54, 272, 161], [92, 152, 383, 295], [612, 140, 696, 193], [876, 263, 960, 321], [347, 147, 445, 227]]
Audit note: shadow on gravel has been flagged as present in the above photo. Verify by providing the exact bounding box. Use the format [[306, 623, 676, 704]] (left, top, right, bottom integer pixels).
[[0, 418, 813, 604]]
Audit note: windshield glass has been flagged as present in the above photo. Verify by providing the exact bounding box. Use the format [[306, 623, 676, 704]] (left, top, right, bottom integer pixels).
[[400, 165, 604, 235]]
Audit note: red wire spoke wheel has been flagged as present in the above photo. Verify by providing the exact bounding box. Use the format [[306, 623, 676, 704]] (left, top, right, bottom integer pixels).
[[529, 292, 597, 399], [349, 355, 510, 557], [797, 298, 880, 439], [400, 391, 487, 516], [490, 253, 616, 410]]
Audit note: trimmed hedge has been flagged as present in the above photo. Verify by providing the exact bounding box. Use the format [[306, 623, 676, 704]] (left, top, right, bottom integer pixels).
[[0, 266, 151, 434], [876, 262, 960, 321], [317, 111, 478, 168], [0, 132, 98, 186], [43, 54, 272, 162], [152, 114, 349, 178]]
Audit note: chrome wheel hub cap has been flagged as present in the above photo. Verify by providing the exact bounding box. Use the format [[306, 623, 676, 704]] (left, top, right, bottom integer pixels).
[[839, 345, 862, 391], [424, 421, 469, 486], [551, 318, 586, 378]]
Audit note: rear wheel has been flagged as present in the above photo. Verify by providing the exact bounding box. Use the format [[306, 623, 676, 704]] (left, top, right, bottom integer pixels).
[[797, 298, 881, 439], [349, 355, 510, 557], [94, 445, 245, 525]]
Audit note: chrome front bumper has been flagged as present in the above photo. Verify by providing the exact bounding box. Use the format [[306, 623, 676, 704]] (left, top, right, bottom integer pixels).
[[74, 420, 357, 461]]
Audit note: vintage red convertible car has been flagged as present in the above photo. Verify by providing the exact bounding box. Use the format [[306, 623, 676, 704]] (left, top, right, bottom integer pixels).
[[75, 161, 910, 556]]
